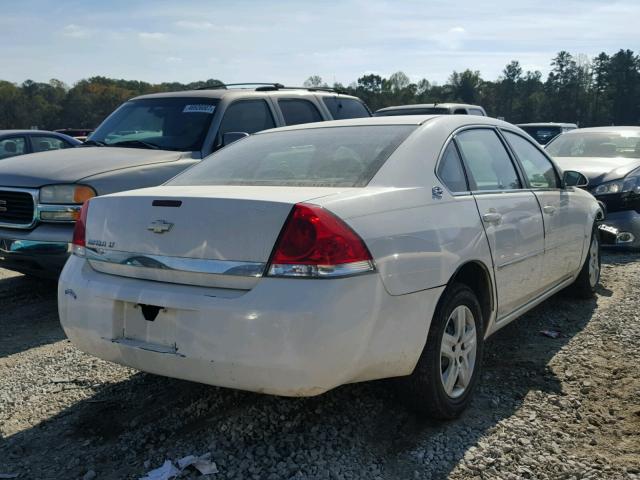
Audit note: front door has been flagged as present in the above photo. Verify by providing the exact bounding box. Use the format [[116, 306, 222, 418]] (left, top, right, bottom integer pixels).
[[501, 130, 585, 288], [455, 128, 545, 318]]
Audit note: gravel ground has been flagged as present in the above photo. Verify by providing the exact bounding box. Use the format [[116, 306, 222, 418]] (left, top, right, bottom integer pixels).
[[0, 253, 639, 480]]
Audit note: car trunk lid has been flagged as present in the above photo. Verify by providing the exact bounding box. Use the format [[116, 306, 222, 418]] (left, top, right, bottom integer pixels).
[[83, 185, 351, 289]]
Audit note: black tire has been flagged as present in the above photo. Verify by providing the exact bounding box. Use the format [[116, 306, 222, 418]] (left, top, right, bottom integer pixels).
[[398, 283, 484, 420], [570, 224, 601, 298]]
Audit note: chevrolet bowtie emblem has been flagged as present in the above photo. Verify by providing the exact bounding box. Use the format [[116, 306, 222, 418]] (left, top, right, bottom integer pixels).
[[147, 220, 174, 234], [0, 200, 7, 213]]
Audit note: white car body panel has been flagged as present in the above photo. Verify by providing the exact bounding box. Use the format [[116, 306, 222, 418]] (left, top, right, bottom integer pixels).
[[58, 115, 601, 397], [59, 255, 444, 396]]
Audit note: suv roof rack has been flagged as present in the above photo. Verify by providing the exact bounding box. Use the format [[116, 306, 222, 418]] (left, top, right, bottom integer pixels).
[[195, 83, 345, 94]]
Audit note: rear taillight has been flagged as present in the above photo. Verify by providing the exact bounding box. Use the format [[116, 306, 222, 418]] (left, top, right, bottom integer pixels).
[[71, 200, 90, 256], [267, 203, 374, 278]]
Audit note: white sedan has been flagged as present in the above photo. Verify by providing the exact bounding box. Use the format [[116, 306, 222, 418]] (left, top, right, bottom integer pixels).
[[58, 115, 602, 419]]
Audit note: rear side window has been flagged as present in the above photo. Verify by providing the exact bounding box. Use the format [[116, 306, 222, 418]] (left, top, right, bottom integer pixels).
[[323, 98, 370, 119], [219, 100, 275, 137], [504, 131, 559, 188], [456, 129, 521, 191], [170, 125, 416, 188], [279, 99, 323, 126], [31, 135, 72, 152], [0, 137, 26, 159], [437, 143, 468, 192], [468, 108, 485, 116]]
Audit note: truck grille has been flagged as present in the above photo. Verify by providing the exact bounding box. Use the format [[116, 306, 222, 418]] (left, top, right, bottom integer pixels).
[[0, 190, 35, 227]]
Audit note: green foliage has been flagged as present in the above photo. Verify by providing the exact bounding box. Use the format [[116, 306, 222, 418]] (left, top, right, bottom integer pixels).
[[0, 50, 638, 130]]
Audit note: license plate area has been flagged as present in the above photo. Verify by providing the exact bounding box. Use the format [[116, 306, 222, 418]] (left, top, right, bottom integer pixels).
[[122, 301, 177, 349]]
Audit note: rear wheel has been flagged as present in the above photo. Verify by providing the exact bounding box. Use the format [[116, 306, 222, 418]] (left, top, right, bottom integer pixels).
[[571, 225, 600, 298], [398, 283, 484, 419]]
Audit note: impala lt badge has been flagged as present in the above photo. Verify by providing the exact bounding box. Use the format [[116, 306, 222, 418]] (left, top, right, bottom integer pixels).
[[0, 200, 7, 213], [147, 220, 174, 234]]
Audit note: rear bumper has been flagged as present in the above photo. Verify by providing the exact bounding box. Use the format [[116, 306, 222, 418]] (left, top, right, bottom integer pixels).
[[598, 210, 640, 249], [58, 256, 443, 396], [0, 224, 73, 277]]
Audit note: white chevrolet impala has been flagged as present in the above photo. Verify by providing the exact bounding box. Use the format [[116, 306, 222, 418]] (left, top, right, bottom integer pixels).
[[58, 116, 602, 419]]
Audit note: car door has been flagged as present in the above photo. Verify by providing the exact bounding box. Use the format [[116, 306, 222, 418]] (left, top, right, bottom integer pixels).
[[29, 134, 75, 152], [214, 99, 277, 150], [277, 98, 325, 126], [502, 130, 585, 287], [0, 136, 28, 159], [455, 127, 545, 318]]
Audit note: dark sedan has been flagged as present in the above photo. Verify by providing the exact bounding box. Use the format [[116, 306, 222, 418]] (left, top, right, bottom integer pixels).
[[546, 126, 640, 248], [0, 130, 81, 160]]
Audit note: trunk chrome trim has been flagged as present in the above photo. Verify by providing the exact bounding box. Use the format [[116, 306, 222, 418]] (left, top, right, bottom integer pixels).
[[85, 248, 266, 277], [84, 248, 266, 288]]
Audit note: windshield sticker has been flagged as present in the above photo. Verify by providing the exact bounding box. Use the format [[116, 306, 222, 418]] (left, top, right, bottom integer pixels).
[[183, 104, 216, 114]]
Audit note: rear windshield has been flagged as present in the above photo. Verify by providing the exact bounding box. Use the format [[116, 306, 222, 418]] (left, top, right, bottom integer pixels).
[[169, 125, 415, 188], [323, 97, 371, 119], [90, 97, 218, 151], [374, 107, 449, 116], [520, 126, 562, 145], [546, 131, 640, 158]]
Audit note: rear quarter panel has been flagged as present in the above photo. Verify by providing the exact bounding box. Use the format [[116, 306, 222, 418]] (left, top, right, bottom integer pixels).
[[314, 118, 494, 298]]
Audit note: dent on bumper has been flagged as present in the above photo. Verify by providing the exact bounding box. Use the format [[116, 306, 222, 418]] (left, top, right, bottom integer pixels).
[[58, 256, 444, 396]]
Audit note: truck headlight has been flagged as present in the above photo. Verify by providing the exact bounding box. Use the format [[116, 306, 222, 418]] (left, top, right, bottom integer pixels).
[[38, 184, 96, 222], [39, 184, 96, 204]]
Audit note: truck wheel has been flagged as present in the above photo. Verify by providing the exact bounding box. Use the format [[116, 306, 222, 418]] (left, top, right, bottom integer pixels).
[[571, 225, 600, 298], [399, 283, 484, 419]]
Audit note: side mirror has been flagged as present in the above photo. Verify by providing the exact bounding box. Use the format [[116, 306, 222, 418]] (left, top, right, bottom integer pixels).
[[562, 170, 589, 188], [222, 131, 249, 147]]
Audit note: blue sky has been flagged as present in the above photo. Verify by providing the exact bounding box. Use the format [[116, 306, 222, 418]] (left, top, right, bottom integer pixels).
[[1, 0, 638, 87]]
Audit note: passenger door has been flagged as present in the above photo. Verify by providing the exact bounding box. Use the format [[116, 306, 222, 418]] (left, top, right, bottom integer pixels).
[[455, 128, 545, 318], [29, 135, 75, 152], [278, 99, 324, 126], [502, 130, 585, 287], [215, 99, 276, 150], [0, 136, 28, 159]]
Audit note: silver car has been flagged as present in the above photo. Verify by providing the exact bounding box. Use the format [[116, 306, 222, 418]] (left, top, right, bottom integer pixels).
[[59, 115, 601, 419]]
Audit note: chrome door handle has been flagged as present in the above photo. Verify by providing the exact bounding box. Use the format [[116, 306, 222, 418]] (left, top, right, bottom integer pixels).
[[482, 212, 502, 223], [543, 205, 556, 214]]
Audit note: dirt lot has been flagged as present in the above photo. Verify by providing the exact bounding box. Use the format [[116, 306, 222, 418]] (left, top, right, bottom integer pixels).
[[0, 253, 639, 480]]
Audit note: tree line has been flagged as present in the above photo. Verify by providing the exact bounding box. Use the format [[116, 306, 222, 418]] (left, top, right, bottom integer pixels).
[[0, 49, 638, 131]]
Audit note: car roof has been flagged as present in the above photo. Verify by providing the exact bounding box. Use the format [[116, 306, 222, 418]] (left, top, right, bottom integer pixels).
[[0, 129, 67, 135], [253, 114, 515, 134], [560, 126, 640, 134], [517, 123, 577, 128], [376, 103, 485, 112], [131, 88, 362, 102]]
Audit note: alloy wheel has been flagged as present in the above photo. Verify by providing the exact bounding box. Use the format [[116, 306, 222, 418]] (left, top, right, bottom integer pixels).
[[439, 305, 477, 399]]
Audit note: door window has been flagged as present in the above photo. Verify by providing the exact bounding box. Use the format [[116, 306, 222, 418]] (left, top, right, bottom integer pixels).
[[453, 109, 468, 115], [0, 137, 26, 159], [437, 142, 468, 192], [279, 99, 323, 125], [322, 97, 370, 119], [456, 129, 521, 191], [31, 136, 72, 152], [503, 131, 559, 188], [219, 100, 275, 138]]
